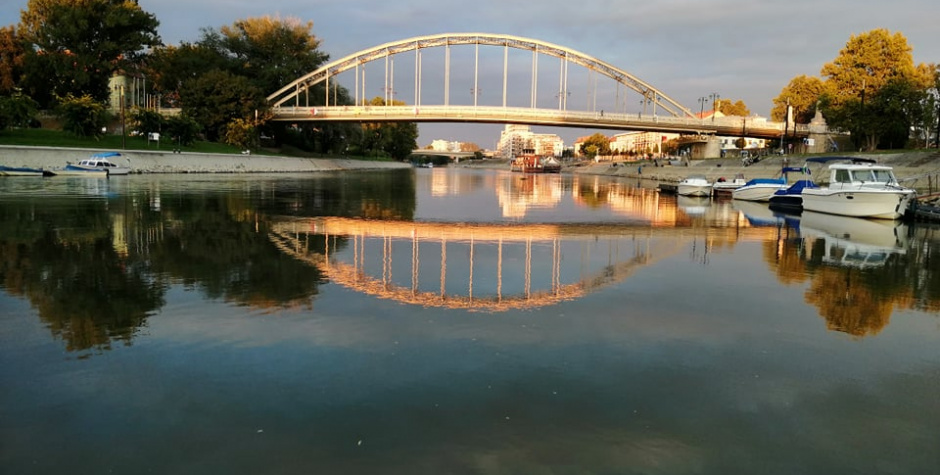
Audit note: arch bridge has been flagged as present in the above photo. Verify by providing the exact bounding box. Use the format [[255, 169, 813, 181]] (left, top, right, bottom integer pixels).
[[266, 33, 807, 140]]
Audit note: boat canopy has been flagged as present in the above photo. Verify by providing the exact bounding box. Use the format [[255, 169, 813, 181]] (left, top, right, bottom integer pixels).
[[91, 152, 121, 159], [742, 177, 786, 186], [805, 156, 876, 165]]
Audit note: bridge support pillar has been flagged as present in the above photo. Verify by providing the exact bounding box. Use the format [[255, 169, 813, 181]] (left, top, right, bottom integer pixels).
[[689, 137, 721, 159]]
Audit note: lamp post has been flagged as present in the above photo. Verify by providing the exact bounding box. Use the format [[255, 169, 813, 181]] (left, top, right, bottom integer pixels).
[[470, 87, 481, 107], [710, 93, 720, 122], [698, 96, 708, 119], [114, 84, 126, 150]]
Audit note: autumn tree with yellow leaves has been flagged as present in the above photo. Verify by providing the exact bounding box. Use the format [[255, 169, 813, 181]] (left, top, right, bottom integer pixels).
[[771, 29, 936, 150]]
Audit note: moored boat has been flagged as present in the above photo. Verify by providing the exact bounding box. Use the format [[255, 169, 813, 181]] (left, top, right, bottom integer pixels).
[[768, 165, 818, 212], [711, 173, 747, 196], [0, 165, 48, 177], [511, 150, 559, 173], [800, 158, 915, 219], [66, 152, 132, 175], [54, 165, 109, 177], [677, 174, 712, 197], [731, 177, 787, 202]]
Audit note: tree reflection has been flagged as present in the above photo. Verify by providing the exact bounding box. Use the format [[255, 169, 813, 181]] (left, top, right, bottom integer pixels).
[[0, 200, 165, 356], [0, 171, 417, 355], [771, 230, 927, 338]]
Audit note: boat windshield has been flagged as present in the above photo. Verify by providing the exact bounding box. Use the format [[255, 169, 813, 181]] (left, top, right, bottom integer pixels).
[[851, 169, 894, 183]]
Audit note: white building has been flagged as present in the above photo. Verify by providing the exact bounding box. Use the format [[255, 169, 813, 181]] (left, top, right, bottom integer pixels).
[[496, 124, 563, 158], [609, 131, 679, 157], [430, 139, 461, 152]]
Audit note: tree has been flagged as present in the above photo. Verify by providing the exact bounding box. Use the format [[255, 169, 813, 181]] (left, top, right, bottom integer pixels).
[[57, 94, 109, 137], [164, 114, 201, 147], [214, 15, 329, 95], [460, 142, 481, 152], [821, 29, 933, 106], [179, 70, 266, 141], [819, 29, 934, 150], [18, 0, 161, 108], [0, 90, 39, 129], [0, 25, 26, 94], [579, 133, 611, 158], [771, 75, 828, 123], [358, 97, 418, 160], [717, 99, 750, 116], [129, 107, 163, 136], [144, 43, 231, 108]]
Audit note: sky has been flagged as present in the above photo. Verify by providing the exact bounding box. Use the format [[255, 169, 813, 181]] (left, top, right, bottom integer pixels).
[[3, 0, 938, 149]]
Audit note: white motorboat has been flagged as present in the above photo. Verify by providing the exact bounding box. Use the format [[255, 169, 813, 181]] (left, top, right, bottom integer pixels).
[[67, 152, 132, 176], [800, 158, 915, 219], [711, 173, 747, 195], [54, 165, 109, 177], [731, 177, 787, 201], [677, 174, 712, 197]]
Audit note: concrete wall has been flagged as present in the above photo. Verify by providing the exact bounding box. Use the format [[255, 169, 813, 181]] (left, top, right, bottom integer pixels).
[[0, 146, 411, 173]]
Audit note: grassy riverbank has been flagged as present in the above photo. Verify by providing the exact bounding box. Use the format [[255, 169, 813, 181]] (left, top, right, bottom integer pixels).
[[0, 128, 248, 155]]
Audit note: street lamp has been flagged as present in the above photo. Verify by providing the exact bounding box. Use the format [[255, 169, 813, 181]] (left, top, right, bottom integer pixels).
[[698, 96, 708, 119], [470, 87, 481, 107], [113, 84, 126, 149], [710, 93, 720, 122]]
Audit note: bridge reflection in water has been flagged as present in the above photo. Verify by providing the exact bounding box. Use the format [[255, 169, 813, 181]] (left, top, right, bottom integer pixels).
[[270, 217, 781, 312]]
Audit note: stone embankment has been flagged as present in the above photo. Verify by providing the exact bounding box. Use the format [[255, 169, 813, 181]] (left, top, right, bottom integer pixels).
[[0, 145, 410, 173], [565, 151, 940, 185], [465, 151, 940, 192]]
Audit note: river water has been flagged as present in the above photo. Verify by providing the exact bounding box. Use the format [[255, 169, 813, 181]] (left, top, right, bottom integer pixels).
[[1, 168, 938, 474]]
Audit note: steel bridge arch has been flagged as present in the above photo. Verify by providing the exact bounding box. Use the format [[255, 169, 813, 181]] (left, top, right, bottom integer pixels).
[[267, 33, 697, 118]]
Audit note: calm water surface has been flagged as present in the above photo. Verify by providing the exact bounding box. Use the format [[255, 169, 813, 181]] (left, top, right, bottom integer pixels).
[[1, 168, 938, 474]]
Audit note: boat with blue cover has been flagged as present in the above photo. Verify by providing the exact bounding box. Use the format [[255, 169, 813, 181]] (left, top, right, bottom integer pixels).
[[768, 165, 818, 211], [0, 165, 48, 177]]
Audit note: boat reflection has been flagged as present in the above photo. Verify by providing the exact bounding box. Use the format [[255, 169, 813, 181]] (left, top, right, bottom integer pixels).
[[798, 211, 908, 269], [779, 211, 913, 337]]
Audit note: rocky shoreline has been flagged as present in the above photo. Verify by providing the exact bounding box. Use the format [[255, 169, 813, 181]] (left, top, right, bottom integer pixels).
[[0, 145, 411, 173]]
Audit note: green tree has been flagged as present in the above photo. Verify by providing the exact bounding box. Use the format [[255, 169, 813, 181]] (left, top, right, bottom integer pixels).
[[57, 94, 109, 137], [214, 15, 329, 95], [771, 75, 827, 123], [358, 97, 418, 160], [579, 133, 610, 158], [18, 0, 161, 108], [179, 70, 266, 141], [0, 90, 39, 129], [164, 114, 201, 147], [144, 43, 231, 108], [0, 25, 25, 94], [129, 107, 163, 135]]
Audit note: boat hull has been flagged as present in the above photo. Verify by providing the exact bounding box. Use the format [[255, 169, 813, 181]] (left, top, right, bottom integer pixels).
[[55, 167, 109, 178], [732, 183, 784, 202], [677, 184, 711, 197], [801, 189, 915, 219], [768, 194, 803, 211], [0, 166, 44, 177], [67, 164, 131, 175]]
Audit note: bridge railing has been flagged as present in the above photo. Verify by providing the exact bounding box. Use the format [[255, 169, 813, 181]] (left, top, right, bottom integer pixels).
[[271, 105, 807, 137]]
